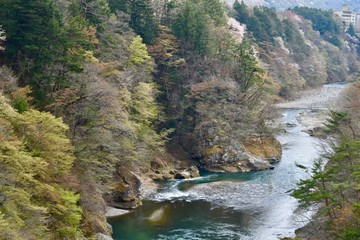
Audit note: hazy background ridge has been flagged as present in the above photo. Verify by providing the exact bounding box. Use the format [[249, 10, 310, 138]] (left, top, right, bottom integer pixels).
[[224, 0, 359, 11]]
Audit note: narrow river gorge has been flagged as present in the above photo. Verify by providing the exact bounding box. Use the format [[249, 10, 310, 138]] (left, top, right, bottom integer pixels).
[[109, 84, 347, 240]]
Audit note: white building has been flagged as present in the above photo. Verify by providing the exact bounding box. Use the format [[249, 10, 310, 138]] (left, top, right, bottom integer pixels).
[[334, 4, 356, 30]]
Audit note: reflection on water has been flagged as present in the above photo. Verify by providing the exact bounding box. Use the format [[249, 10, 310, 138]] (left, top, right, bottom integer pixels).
[[109, 109, 323, 240], [110, 200, 254, 240]]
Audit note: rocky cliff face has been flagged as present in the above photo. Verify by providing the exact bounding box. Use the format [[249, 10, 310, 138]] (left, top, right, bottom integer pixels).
[[106, 167, 142, 209], [105, 158, 200, 209], [194, 120, 281, 172]]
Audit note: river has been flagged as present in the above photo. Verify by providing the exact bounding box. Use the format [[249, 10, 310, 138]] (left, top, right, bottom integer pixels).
[[109, 84, 346, 240]]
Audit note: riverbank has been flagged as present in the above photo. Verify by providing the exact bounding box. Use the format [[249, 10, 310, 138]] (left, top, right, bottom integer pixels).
[[276, 83, 350, 240], [108, 84, 349, 240], [109, 110, 329, 239], [275, 83, 347, 110], [276, 84, 348, 135]]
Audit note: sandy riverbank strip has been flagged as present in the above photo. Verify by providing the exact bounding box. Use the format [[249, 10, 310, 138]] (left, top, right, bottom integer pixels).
[[275, 84, 347, 110], [275, 84, 348, 134], [105, 207, 130, 218]]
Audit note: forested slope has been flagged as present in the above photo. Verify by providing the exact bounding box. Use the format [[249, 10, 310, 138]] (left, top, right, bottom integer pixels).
[[0, 0, 359, 239], [232, 2, 359, 98], [226, 0, 360, 11]]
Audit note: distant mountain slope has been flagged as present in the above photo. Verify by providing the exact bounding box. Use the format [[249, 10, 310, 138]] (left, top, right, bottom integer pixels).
[[225, 0, 359, 11]]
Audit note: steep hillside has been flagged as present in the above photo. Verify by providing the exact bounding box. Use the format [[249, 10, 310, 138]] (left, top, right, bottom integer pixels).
[[0, 0, 359, 239], [232, 2, 360, 99], [225, 0, 360, 11], [0, 0, 282, 238]]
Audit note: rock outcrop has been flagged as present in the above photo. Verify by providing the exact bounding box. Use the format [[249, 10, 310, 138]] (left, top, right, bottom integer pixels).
[[94, 233, 114, 240], [147, 151, 200, 181], [106, 167, 142, 209], [104, 148, 201, 213], [195, 121, 282, 172]]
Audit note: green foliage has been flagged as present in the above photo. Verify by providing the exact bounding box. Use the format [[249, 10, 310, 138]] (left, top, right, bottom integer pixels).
[[147, 25, 185, 113], [283, 19, 309, 60], [254, 7, 283, 42], [77, 0, 110, 27], [233, 0, 249, 24], [0, 93, 83, 239], [291, 160, 330, 208], [131, 82, 160, 125], [291, 136, 360, 219], [108, 0, 127, 12], [233, 5, 283, 43], [4, 0, 358, 237], [127, 36, 153, 72], [109, 0, 159, 39], [173, 0, 226, 54], [13, 98, 28, 113], [325, 111, 350, 134], [341, 227, 360, 240], [347, 24, 357, 37], [0, 0, 61, 64], [230, 39, 265, 92], [148, 26, 185, 68], [18, 109, 75, 178], [128, 0, 159, 44], [130, 82, 171, 158], [291, 107, 360, 234], [292, 7, 342, 47], [0, 0, 62, 87], [232, 2, 356, 98], [340, 203, 360, 239], [200, 0, 227, 25], [173, 0, 211, 54], [53, 189, 82, 238], [292, 7, 339, 35], [0, 0, 97, 106], [62, 5, 98, 68]]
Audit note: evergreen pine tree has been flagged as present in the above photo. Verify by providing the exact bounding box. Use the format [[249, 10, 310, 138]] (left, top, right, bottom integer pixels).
[[0, 0, 62, 80], [128, 0, 159, 44], [347, 23, 357, 37], [173, 1, 210, 53], [0, 0, 65, 105], [233, 0, 249, 24], [108, 0, 127, 12], [231, 39, 264, 92], [77, 0, 110, 27], [202, 0, 226, 25]]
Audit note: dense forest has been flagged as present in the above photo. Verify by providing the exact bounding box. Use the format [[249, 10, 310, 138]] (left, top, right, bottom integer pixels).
[[232, 2, 359, 98], [0, 0, 359, 239]]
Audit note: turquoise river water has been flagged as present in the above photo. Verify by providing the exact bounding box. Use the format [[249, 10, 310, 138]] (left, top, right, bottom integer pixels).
[[109, 109, 324, 240]]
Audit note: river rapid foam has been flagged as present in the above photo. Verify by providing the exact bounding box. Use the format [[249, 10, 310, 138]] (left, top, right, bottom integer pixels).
[[109, 84, 347, 240]]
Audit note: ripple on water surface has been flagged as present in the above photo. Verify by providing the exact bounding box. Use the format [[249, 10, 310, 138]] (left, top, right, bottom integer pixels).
[[109, 108, 326, 240]]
